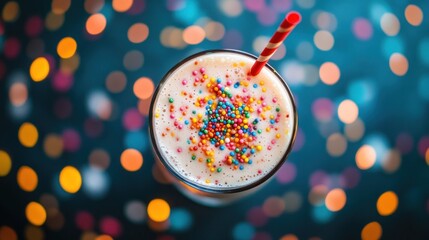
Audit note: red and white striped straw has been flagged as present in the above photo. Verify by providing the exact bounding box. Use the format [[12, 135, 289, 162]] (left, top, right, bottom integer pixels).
[[250, 11, 302, 76]]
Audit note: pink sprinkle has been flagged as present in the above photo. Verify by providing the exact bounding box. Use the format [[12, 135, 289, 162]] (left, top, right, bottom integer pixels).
[[182, 79, 187, 85], [271, 140, 276, 144], [177, 148, 182, 153], [226, 80, 232, 86], [239, 139, 244, 143], [260, 96, 265, 100], [170, 114, 175, 119], [178, 124, 183, 129], [262, 102, 267, 107], [268, 146, 272, 150], [272, 97, 277, 103], [243, 88, 248, 93], [200, 68, 205, 73], [179, 106, 184, 111], [238, 130, 243, 134], [257, 108, 262, 113], [192, 71, 198, 76]]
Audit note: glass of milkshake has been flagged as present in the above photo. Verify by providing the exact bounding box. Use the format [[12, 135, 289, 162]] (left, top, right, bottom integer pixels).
[[149, 49, 297, 206]]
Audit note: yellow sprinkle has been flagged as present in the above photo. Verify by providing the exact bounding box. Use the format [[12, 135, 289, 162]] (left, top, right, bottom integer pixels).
[[276, 133, 281, 139], [270, 115, 274, 119], [243, 119, 248, 123], [197, 113, 203, 118], [266, 127, 271, 132], [207, 163, 212, 167], [205, 179, 211, 183], [202, 140, 207, 144], [259, 81, 265, 86], [203, 74, 208, 79], [249, 98, 254, 103], [210, 77, 216, 82], [210, 168, 215, 172], [244, 107, 249, 111], [256, 145, 262, 151], [244, 125, 248, 129], [257, 100, 261, 104], [192, 118, 197, 123], [249, 108, 254, 112], [207, 83, 211, 88], [262, 87, 266, 92], [155, 113, 160, 118], [192, 139, 197, 144], [220, 140, 224, 144], [239, 61, 245, 66], [267, 106, 272, 110], [233, 63, 238, 67], [198, 158, 203, 162]]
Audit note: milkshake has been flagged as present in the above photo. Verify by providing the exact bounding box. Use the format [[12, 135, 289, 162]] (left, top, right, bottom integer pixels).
[[149, 49, 297, 205]]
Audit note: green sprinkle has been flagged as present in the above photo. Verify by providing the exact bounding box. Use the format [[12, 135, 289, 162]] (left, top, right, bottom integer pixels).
[[276, 107, 280, 112], [217, 168, 222, 173], [206, 158, 211, 163], [168, 98, 174, 103], [257, 129, 262, 134], [191, 155, 196, 160]]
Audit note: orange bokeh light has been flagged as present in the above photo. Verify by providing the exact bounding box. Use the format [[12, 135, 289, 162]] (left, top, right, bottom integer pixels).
[[86, 13, 106, 35]]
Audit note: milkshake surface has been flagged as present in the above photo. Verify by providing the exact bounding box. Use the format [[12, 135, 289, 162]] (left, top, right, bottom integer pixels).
[[151, 50, 296, 191]]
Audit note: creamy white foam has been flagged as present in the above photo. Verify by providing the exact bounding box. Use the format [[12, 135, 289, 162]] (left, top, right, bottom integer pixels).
[[152, 51, 295, 190]]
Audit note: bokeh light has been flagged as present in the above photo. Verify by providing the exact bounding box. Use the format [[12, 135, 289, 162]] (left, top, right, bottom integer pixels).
[[17, 166, 38, 192], [120, 148, 143, 172], [338, 99, 359, 124], [0, 151, 12, 177], [26, 202, 47, 226], [314, 30, 334, 51], [380, 13, 400, 36], [377, 191, 398, 216], [18, 122, 38, 147], [355, 145, 377, 170], [112, 0, 133, 12], [147, 199, 170, 222], [128, 23, 149, 44], [0, 226, 17, 240], [52, 0, 71, 14], [319, 62, 340, 85], [43, 134, 63, 158], [404, 5, 423, 26], [325, 188, 346, 212], [133, 77, 154, 100], [326, 133, 347, 157], [29, 57, 50, 82], [59, 166, 82, 193], [389, 53, 408, 76], [2, 1, 20, 22], [183, 25, 205, 45], [57, 37, 77, 59], [361, 221, 382, 240], [86, 13, 106, 35]]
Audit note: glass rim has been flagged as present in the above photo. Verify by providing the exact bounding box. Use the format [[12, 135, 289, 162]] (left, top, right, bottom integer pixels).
[[149, 49, 298, 194]]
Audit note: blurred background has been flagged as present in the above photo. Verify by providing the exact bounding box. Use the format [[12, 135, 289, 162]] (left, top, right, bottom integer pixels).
[[1, 0, 429, 239]]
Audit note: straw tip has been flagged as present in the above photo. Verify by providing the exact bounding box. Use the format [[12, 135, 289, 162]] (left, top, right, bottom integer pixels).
[[286, 11, 302, 24]]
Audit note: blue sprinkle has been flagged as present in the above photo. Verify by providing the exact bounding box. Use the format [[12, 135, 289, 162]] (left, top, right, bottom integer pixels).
[[208, 100, 213, 105], [220, 145, 225, 150], [253, 84, 258, 88], [230, 152, 235, 157], [250, 149, 255, 154], [239, 165, 244, 170], [184, 120, 189, 125], [270, 119, 275, 124], [217, 78, 222, 83], [234, 82, 240, 88], [248, 160, 253, 164]]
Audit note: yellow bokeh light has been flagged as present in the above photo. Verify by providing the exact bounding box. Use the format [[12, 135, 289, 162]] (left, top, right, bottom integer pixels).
[[355, 145, 376, 170], [183, 25, 206, 45], [325, 188, 347, 212], [389, 53, 408, 76], [25, 202, 47, 226], [128, 23, 149, 44], [133, 77, 154, 100], [2, 1, 20, 22], [319, 62, 340, 85], [95, 235, 113, 240], [405, 5, 423, 26], [120, 148, 143, 172], [30, 57, 50, 82], [0, 226, 18, 240], [314, 30, 334, 51], [361, 221, 382, 240], [86, 13, 107, 35], [59, 166, 82, 193], [17, 166, 38, 192], [52, 0, 71, 14], [377, 191, 398, 216], [112, 0, 133, 12], [338, 99, 359, 124], [380, 13, 400, 36], [147, 199, 170, 222], [57, 37, 77, 59], [18, 122, 39, 147], [43, 134, 64, 158], [0, 150, 12, 177]]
